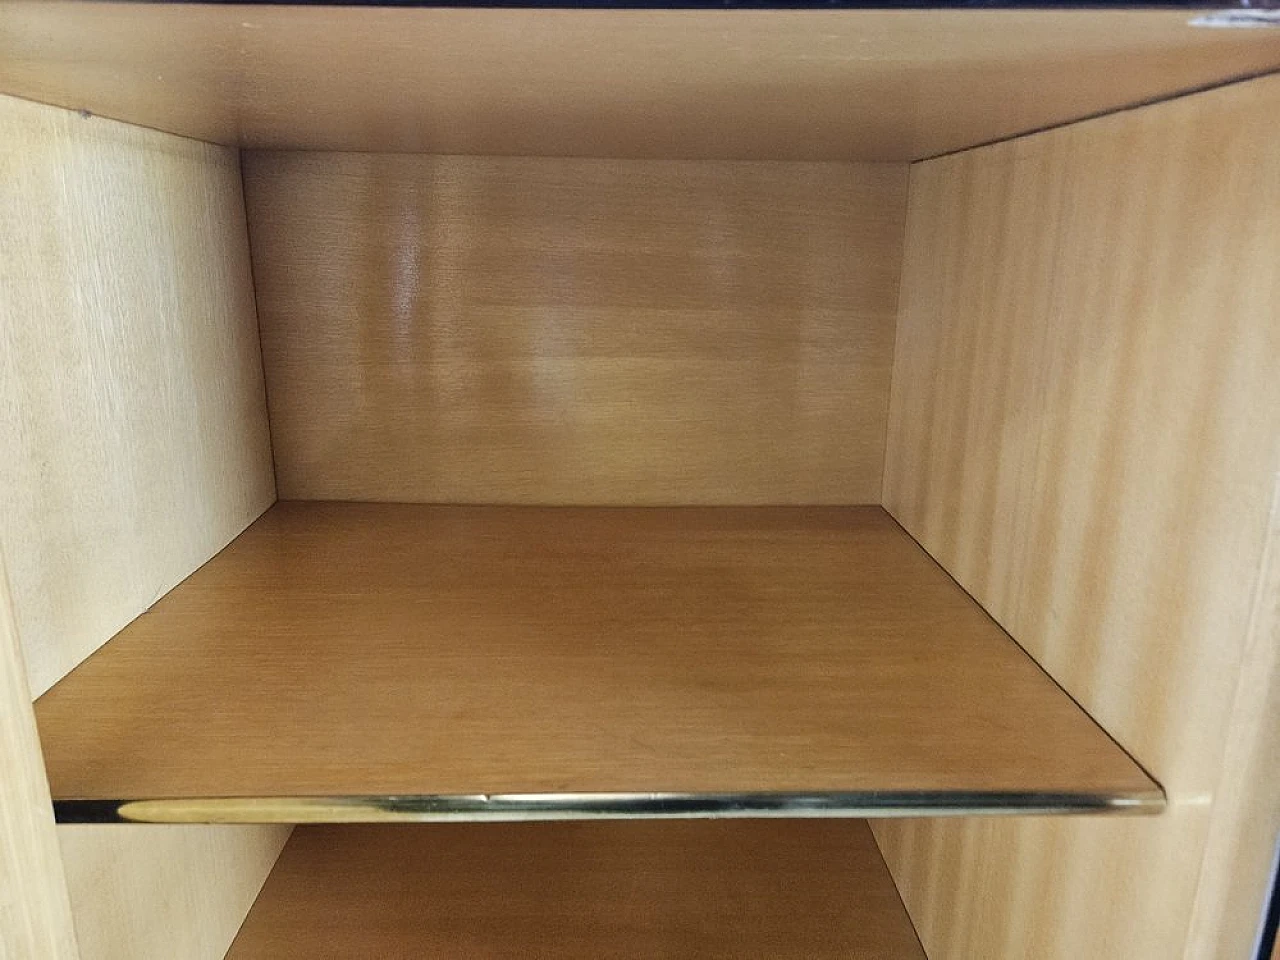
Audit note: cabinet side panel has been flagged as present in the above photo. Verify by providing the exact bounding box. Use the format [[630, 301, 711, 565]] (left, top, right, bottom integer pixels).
[[1184, 479, 1280, 960], [0, 555, 78, 959], [0, 94, 288, 960], [0, 94, 276, 696], [877, 75, 1280, 960], [245, 154, 906, 505], [56, 826, 290, 960]]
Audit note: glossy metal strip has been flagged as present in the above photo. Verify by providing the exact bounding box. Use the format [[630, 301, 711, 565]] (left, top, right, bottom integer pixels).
[[55, 789, 1165, 824]]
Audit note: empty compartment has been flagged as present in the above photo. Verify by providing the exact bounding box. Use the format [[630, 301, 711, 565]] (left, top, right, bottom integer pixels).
[[2, 7, 1277, 960]]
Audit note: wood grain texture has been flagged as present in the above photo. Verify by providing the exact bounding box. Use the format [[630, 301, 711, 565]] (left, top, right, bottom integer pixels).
[[2, 5, 1279, 160], [57, 825, 290, 960], [36, 502, 1156, 811], [0, 94, 288, 960], [245, 154, 905, 505], [0, 92, 275, 697], [876, 74, 1280, 960], [226, 821, 926, 960], [1184, 475, 1280, 960], [0, 553, 79, 960]]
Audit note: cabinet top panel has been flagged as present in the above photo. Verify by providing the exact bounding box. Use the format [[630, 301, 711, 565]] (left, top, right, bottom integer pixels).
[[0, 4, 1276, 159], [38, 502, 1161, 823]]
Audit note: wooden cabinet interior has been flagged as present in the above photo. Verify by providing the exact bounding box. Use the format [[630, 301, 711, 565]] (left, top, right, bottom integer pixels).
[[0, 6, 1277, 960]]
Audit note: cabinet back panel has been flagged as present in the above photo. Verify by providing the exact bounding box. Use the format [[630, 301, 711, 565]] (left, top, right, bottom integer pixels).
[[876, 74, 1280, 960], [246, 154, 906, 505], [0, 94, 289, 960]]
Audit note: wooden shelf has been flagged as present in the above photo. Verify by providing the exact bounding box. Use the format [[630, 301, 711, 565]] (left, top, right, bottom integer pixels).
[[36, 502, 1161, 822], [225, 821, 926, 959]]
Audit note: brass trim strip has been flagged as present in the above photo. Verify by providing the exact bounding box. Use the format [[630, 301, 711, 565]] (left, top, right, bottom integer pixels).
[[55, 789, 1166, 824]]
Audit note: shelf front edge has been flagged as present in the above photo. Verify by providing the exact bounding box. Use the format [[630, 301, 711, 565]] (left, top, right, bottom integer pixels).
[[54, 788, 1166, 824]]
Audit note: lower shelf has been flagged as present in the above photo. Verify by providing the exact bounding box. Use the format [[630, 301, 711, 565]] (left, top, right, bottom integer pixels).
[[225, 821, 926, 959]]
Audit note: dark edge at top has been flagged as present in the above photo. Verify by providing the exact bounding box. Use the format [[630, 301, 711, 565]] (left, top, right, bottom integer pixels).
[[76, 0, 1280, 10]]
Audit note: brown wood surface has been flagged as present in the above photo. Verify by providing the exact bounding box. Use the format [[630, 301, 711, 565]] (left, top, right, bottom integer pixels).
[[36, 502, 1156, 812], [244, 153, 904, 505], [0, 92, 289, 960], [226, 821, 925, 959], [875, 74, 1280, 960], [1, 5, 1278, 160]]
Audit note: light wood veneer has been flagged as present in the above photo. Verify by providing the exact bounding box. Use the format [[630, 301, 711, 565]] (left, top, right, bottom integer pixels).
[[876, 73, 1280, 960]]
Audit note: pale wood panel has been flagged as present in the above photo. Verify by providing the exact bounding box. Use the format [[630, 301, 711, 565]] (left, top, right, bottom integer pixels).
[[2, 5, 1280, 160], [1184, 477, 1280, 960], [227, 821, 925, 960], [0, 93, 275, 696], [0, 554, 79, 960], [876, 74, 1280, 960], [36, 502, 1156, 814], [58, 826, 290, 960], [0, 94, 288, 960], [246, 154, 905, 505], [879, 134, 1066, 621]]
